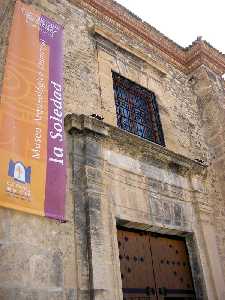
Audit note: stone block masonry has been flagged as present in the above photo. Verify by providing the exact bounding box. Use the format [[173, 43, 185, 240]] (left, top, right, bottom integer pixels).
[[1, 0, 225, 299]]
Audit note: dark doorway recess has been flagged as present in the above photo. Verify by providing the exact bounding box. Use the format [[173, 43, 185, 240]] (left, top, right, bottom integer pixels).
[[117, 228, 196, 300]]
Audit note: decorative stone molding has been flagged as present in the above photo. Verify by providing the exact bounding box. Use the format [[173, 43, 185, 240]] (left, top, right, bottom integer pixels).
[[65, 113, 109, 136], [109, 127, 207, 176], [94, 25, 168, 76], [71, 0, 225, 76], [65, 113, 207, 176]]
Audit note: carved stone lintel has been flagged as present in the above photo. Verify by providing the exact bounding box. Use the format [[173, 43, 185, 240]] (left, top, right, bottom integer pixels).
[[65, 113, 207, 177], [94, 26, 168, 77]]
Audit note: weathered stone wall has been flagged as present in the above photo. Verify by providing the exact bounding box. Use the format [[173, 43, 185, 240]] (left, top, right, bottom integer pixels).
[[191, 66, 225, 284], [65, 113, 221, 300], [103, 130, 207, 299], [1, 0, 225, 299], [17, 0, 206, 162], [95, 28, 206, 161], [0, 0, 15, 95]]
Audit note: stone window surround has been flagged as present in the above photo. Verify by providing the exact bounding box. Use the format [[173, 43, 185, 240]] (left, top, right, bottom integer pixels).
[[94, 26, 168, 132]]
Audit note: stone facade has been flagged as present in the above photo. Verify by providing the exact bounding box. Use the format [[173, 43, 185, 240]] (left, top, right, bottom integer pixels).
[[1, 0, 225, 299]]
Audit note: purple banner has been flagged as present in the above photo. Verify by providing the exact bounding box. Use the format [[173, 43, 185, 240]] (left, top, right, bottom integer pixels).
[[39, 16, 66, 220]]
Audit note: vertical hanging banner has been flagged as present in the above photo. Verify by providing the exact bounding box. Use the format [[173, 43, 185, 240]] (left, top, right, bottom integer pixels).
[[0, 1, 66, 220]]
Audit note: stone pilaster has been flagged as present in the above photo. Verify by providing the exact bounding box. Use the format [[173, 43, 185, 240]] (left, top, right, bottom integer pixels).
[[191, 66, 225, 300], [66, 114, 116, 300]]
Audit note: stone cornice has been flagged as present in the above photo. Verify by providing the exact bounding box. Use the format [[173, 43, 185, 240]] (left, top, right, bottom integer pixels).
[[65, 113, 109, 136], [186, 39, 225, 75], [65, 113, 207, 176], [71, 0, 225, 76]]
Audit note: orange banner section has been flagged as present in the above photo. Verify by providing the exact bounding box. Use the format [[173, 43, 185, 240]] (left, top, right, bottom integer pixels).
[[0, 1, 49, 216]]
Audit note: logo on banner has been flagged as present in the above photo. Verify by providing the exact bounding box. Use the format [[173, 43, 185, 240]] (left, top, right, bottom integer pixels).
[[5, 160, 31, 200], [8, 160, 31, 184]]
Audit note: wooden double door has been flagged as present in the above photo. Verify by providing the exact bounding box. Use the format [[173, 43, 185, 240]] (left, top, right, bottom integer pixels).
[[117, 228, 196, 300]]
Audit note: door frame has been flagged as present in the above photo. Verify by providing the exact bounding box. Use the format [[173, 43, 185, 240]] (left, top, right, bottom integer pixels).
[[116, 223, 207, 300]]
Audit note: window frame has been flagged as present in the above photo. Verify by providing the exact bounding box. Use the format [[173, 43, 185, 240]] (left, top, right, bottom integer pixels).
[[112, 72, 165, 146]]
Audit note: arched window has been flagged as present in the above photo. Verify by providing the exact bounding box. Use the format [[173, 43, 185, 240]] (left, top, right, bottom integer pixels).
[[112, 72, 165, 146]]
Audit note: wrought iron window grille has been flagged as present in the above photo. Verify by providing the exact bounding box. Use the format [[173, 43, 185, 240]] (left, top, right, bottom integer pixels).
[[112, 72, 165, 146]]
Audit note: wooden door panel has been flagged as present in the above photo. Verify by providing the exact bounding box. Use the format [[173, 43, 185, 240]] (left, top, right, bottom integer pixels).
[[149, 234, 195, 300], [117, 229, 196, 300], [117, 228, 157, 300]]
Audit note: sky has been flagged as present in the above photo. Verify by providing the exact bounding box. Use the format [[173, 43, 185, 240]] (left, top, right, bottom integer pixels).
[[116, 0, 225, 54]]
